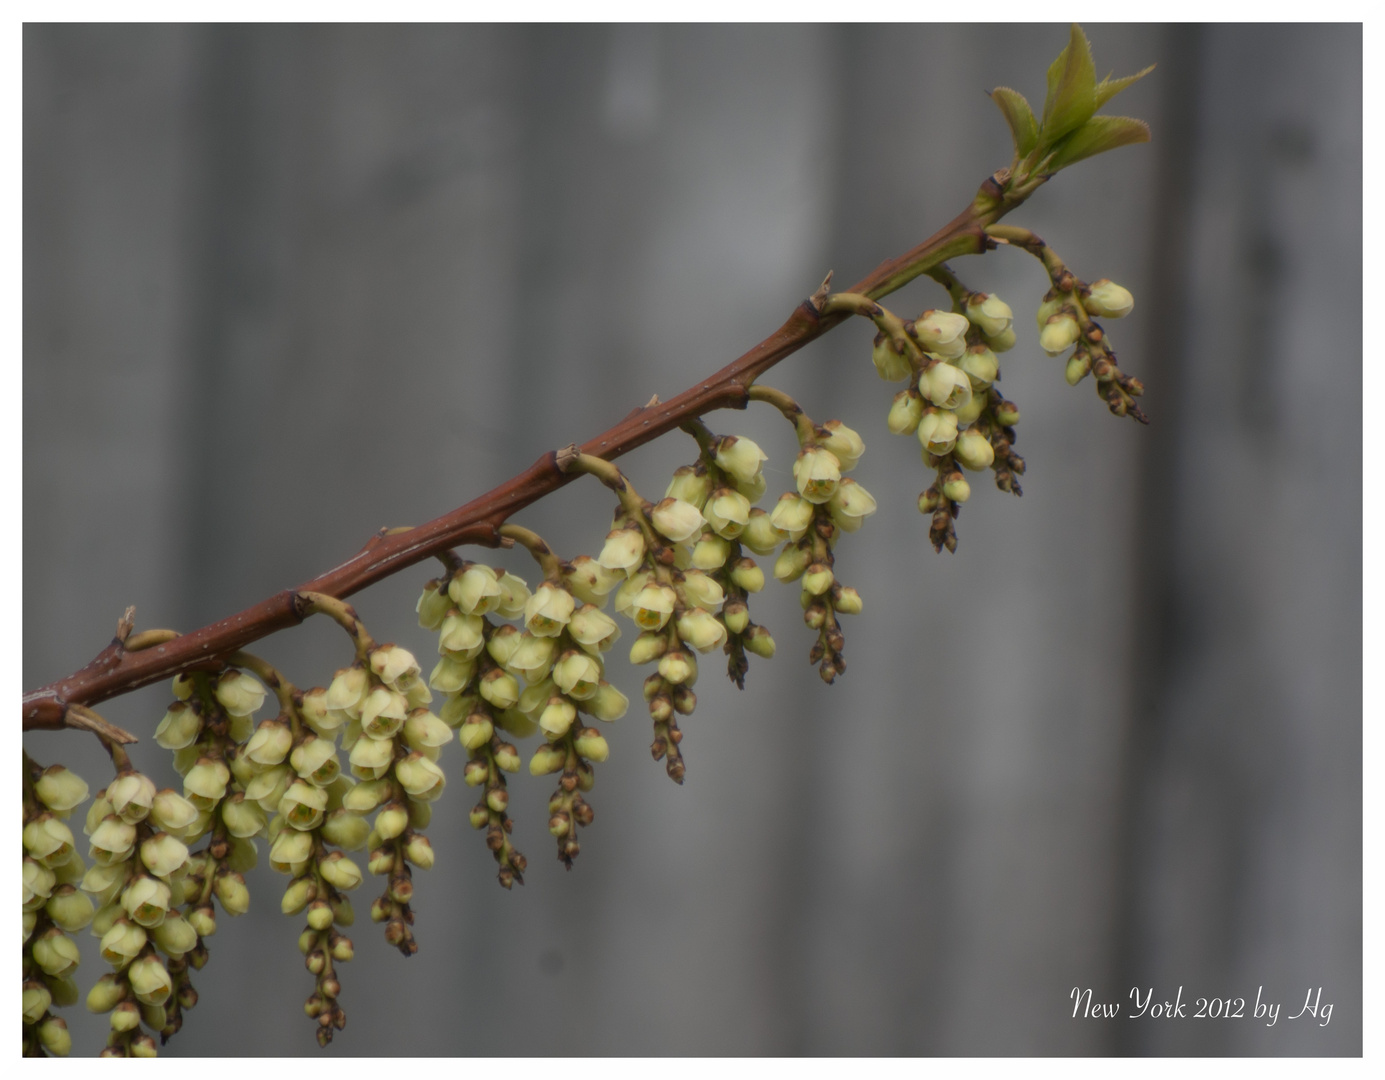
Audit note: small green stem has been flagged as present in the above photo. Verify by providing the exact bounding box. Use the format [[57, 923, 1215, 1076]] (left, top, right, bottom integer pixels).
[[747, 385, 817, 446], [296, 592, 375, 661], [229, 650, 301, 735], [496, 524, 564, 582]]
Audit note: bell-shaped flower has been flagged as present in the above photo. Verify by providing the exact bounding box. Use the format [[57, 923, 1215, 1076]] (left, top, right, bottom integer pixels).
[[213, 870, 250, 915], [88, 816, 138, 866], [703, 487, 752, 539], [219, 792, 267, 839], [524, 582, 576, 637], [299, 688, 347, 736], [1084, 278, 1133, 318], [403, 710, 454, 752], [676, 608, 728, 654], [152, 913, 198, 957], [496, 571, 532, 618], [458, 712, 494, 752], [1039, 312, 1081, 355], [508, 632, 558, 684], [953, 388, 988, 425], [958, 345, 999, 389], [565, 555, 624, 606], [154, 702, 201, 750], [741, 508, 788, 555], [735, 471, 769, 503], [568, 604, 621, 653], [416, 581, 452, 630], [793, 447, 842, 504], [325, 666, 370, 714], [319, 851, 364, 891], [954, 428, 997, 471], [45, 885, 95, 933], [23, 857, 55, 908], [485, 625, 523, 668], [269, 827, 314, 874], [396, 752, 446, 801], [348, 732, 394, 781], [665, 465, 712, 508], [79, 861, 130, 907], [629, 631, 667, 666], [121, 875, 172, 927], [921, 362, 973, 411], [872, 335, 913, 381], [681, 569, 724, 610], [613, 569, 653, 615], [245, 719, 293, 768], [138, 832, 188, 878], [650, 497, 705, 543], [289, 736, 340, 787], [917, 408, 959, 456], [730, 558, 765, 594], [553, 650, 603, 700], [448, 563, 502, 615], [31, 927, 81, 978], [360, 687, 408, 739], [149, 790, 199, 836], [278, 780, 329, 831], [573, 728, 610, 763], [820, 421, 865, 471], [183, 757, 230, 809], [35, 766, 89, 815], [597, 526, 646, 573], [714, 435, 769, 486], [99, 918, 147, 966], [773, 545, 810, 583], [438, 611, 486, 658], [657, 650, 697, 685], [769, 492, 815, 540], [245, 762, 294, 812], [369, 644, 423, 692], [628, 583, 677, 632], [214, 670, 266, 718], [479, 668, 522, 710], [517, 677, 556, 717], [913, 309, 969, 359], [343, 778, 392, 814], [321, 808, 370, 851], [24, 816, 75, 869], [829, 478, 879, 533], [965, 292, 1013, 338], [104, 772, 155, 825]]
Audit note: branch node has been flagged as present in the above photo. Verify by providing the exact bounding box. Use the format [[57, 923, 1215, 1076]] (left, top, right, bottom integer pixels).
[[555, 444, 582, 473], [66, 703, 138, 745], [809, 270, 834, 312], [116, 606, 136, 644]]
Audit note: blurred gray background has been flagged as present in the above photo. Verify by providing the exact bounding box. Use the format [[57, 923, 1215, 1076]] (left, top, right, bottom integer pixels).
[[23, 24, 1361, 1056]]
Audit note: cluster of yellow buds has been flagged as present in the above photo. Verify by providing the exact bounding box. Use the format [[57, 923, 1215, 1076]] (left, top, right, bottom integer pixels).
[[77, 754, 203, 1056], [308, 642, 439, 962], [858, 288, 1024, 553], [23, 757, 92, 1057], [1036, 274, 1144, 419]]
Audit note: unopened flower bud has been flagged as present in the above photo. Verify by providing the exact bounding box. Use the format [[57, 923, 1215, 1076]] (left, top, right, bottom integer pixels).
[[834, 586, 864, 615], [46, 884, 95, 932], [573, 727, 610, 763], [153, 701, 201, 750], [942, 472, 972, 503], [729, 557, 764, 593], [331, 935, 355, 962], [954, 428, 996, 471], [741, 508, 787, 555], [320, 851, 364, 891], [793, 446, 842, 504], [35, 765, 89, 814], [958, 344, 999, 388], [1040, 312, 1081, 355], [774, 545, 810, 583], [38, 1014, 71, 1056], [493, 742, 522, 772], [32, 926, 81, 977], [828, 478, 878, 533], [965, 292, 1013, 338], [539, 696, 578, 738], [665, 464, 712, 508], [448, 712, 492, 758], [396, 753, 447, 801], [820, 420, 865, 471], [153, 913, 198, 957], [871, 334, 913, 381], [478, 668, 521, 710], [529, 743, 567, 776], [1065, 352, 1091, 385], [214, 669, 266, 718], [565, 555, 623, 606], [508, 632, 557, 683], [568, 605, 621, 653], [374, 803, 410, 841], [743, 625, 776, 658], [86, 972, 125, 1013], [657, 650, 696, 685], [405, 834, 435, 870], [987, 325, 1017, 352], [722, 601, 750, 635], [368, 846, 396, 875], [711, 436, 766, 487], [913, 309, 969, 359], [689, 531, 730, 571], [676, 608, 728, 653], [1084, 278, 1134, 318], [587, 681, 629, 722], [416, 581, 452, 630], [888, 389, 925, 435], [803, 563, 835, 596]]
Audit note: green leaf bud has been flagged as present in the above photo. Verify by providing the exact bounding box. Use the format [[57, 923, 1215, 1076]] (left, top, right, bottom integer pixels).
[[35, 765, 89, 815], [954, 429, 997, 471], [215, 669, 267, 718]]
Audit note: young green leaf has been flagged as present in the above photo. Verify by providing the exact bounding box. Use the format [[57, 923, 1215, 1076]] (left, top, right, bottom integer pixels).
[[989, 87, 1040, 157], [1047, 115, 1152, 171], [1094, 65, 1156, 110], [1041, 24, 1098, 144]]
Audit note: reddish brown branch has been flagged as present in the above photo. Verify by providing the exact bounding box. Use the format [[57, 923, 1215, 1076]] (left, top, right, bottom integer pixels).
[[23, 174, 1024, 731]]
